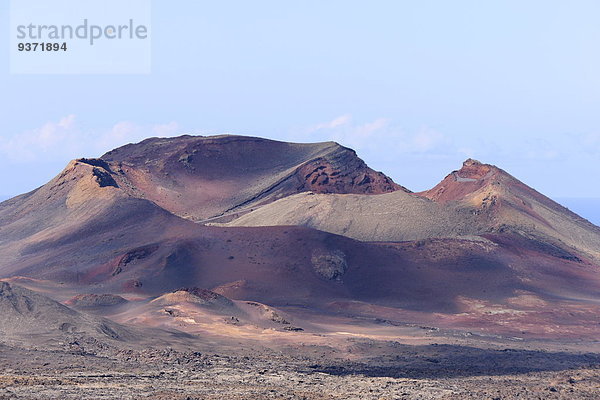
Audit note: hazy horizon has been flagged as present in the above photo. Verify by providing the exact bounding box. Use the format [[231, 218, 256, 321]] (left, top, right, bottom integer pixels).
[[2, 1, 600, 208]]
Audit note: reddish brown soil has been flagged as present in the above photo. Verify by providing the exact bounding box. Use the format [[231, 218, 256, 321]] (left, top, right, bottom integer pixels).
[[99, 135, 405, 221], [1, 135, 600, 344]]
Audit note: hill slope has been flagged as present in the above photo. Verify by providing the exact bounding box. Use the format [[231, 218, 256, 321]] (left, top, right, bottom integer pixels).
[[222, 159, 600, 262], [1, 136, 600, 340], [0, 281, 132, 343], [100, 135, 405, 221]]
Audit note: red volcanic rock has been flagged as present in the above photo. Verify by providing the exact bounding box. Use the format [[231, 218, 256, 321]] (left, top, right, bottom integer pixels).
[[1, 136, 600, 341], [99, 135, 406, 221], [295, 152, 403, 195], [457, 158, 493, 179], [419, 158, 498, 203], [419, 158, 596, 226]]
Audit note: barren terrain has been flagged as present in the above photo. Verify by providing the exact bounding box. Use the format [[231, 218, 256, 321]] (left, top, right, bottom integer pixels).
[[1, 333, 600, 399], [1, 135, 600, 398]]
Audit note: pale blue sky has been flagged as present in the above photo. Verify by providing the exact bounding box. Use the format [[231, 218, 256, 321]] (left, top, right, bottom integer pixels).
[[1, 1, 599, 222]]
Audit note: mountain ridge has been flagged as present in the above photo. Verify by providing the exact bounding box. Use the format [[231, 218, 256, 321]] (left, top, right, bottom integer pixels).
[[1, 134, 600, 341], [99, 134, 406, 222], [223, 157, 600, 263]]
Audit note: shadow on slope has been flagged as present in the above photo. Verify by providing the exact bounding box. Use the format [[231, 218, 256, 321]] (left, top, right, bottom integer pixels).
[[311, 343, 600, 379]]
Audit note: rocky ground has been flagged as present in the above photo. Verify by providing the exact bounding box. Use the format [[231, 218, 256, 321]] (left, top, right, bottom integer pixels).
[[1, 338, 599, 399]]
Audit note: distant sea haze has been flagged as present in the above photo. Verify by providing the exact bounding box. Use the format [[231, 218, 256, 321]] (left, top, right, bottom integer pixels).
[[555, 198, 600, 227]]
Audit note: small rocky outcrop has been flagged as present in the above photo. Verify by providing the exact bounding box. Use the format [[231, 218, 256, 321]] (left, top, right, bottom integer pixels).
[[152, 288, 234, 308], [92, 168, 119, 188], [113, 244, 160, 276], [296, 152, 407, 195], [66, 294, 128, 308], [311, 249, 348, 280]]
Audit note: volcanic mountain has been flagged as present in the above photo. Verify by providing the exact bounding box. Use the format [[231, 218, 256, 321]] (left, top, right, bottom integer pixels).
[[222, 158, 600, 263], [1, 135, 600, 341], [99, 135, 405, 222], [0, 135, 404, 301]]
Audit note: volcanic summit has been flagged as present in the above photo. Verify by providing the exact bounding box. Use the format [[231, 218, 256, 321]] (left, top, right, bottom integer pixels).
[[1, 134, 600, 375]]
